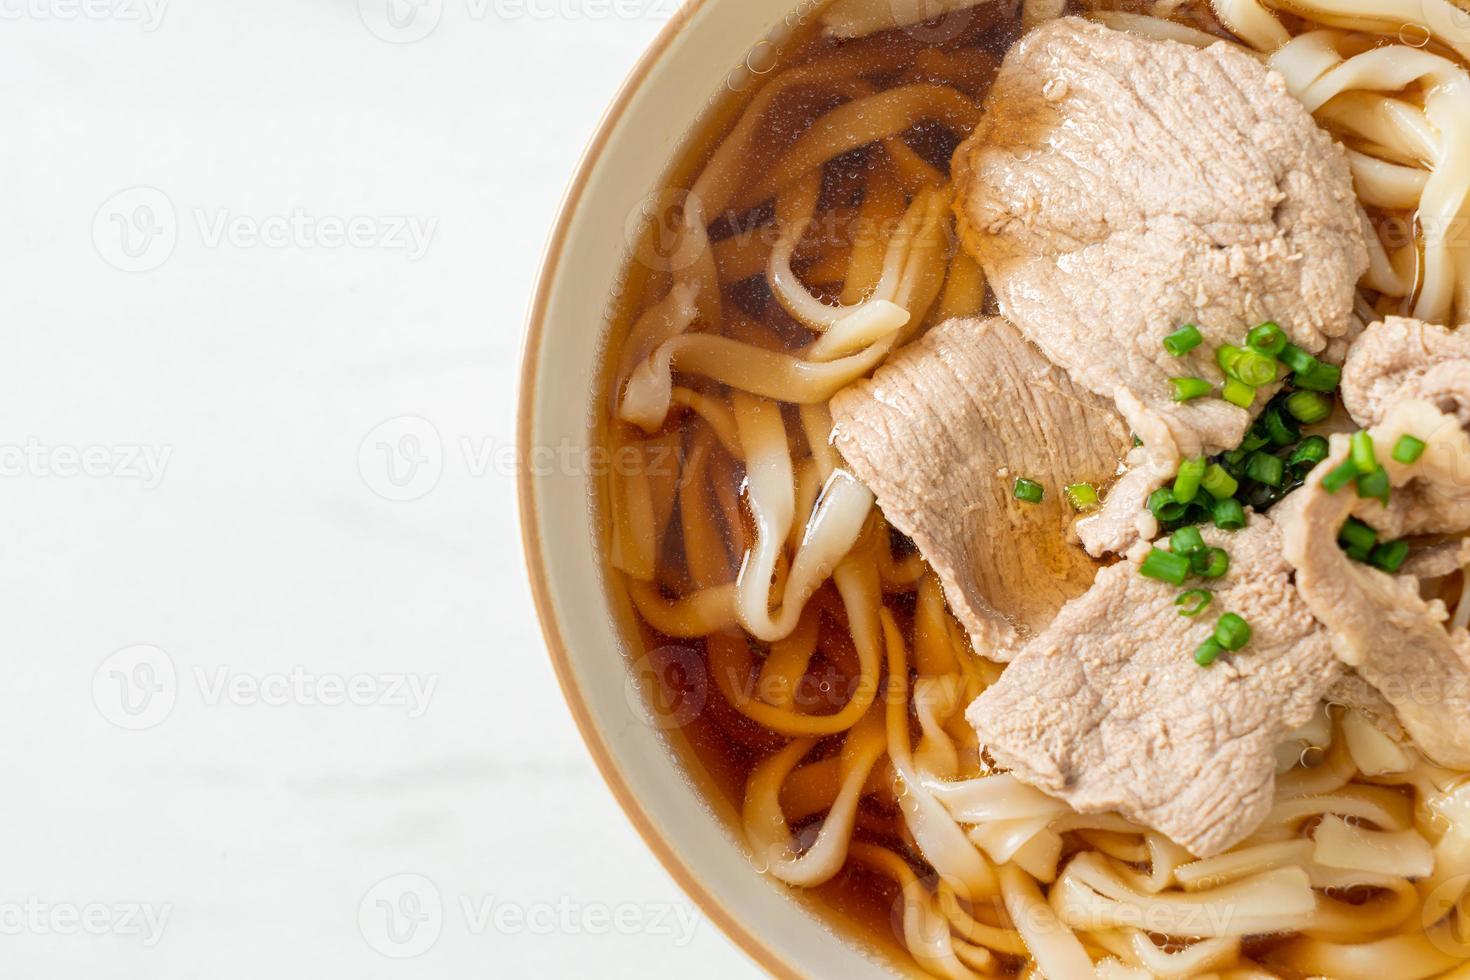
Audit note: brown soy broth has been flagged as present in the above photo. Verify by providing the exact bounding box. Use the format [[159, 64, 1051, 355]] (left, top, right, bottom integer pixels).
[[596, 3, 1025, 970]]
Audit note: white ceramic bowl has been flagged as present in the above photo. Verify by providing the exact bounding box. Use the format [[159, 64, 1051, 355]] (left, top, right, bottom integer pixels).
[[517, 2, 917, 976]]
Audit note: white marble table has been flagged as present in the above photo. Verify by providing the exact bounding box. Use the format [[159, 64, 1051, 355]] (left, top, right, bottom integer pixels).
[[1, 1, 760, 975]]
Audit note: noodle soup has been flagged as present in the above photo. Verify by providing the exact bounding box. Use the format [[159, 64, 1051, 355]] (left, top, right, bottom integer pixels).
[[595, 0, 1470, 975]]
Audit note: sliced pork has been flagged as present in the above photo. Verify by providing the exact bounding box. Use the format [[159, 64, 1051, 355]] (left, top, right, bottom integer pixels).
[[830, 317, 1127, 660], [1279, 399, 1470, 769], [952, 18, 1367, 553], [966, 517, 1338, 856], [1342, 317, 1470, 428]]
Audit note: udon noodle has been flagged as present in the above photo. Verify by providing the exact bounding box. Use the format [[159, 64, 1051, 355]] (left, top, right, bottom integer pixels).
[[601, 0, 1470, 975]]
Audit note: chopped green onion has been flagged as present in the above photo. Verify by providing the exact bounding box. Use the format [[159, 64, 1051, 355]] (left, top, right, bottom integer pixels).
[[1148, 487, 1188, 522], [1065, 483, 1100, 511], [1322, 459, 1358, 493], [1284, 390, 1333, 425], [1171, 377, 1213, 402], [1338, 517, 1379, 559], [1164, 325, 1204, 357], [1211, 497, 1247, 530], [1013, 478, 1045, 504], [1193, 547, 1231, 579], [1289, 436, 1330, 470], [1351, 431, 1378, 473], [1214, 612, 1252, 651], [1393, 435, 1427, 465], [1202, 464, 1239, 501], [1295, 362, 1342, 393], [1195, 638, 1224, 667], [1240, 432, 1270, 454], [1141, 547, 1192, 586], [1174, 457, 1207, 505], [1171, 525, 1207, 557], [1177, 589, 1214, 617], [1356, 466, 1391, 504], [1234, 351, 1280, 387], [1280, 344, 1318, 375], [1245, 452, 1286, 487], [1217, 344, 1246, 377], [1247, 322, 1288, 356], [1371, 540, 1411, 573], [1223, 378, 1256, 408], [1262, 409, 1300, 447]]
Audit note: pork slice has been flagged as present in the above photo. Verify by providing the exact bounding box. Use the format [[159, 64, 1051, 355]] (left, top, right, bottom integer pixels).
[[1279, 398, 1470, 769], [1342, 316, 1470, 428], [966, 517, 1339, 856], [1401, 537, 1470, 580], [830, 316, 1127, 660], [952, 18, 1367, 553]]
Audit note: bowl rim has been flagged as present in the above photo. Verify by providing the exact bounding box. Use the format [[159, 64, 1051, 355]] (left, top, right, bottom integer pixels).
[[515, 3, 802, 976]]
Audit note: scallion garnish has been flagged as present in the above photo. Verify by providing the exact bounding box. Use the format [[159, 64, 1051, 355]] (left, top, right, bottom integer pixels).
[[1370, 540, 1411, 573], [1356, 466, 1391, 504], [1222, 378, 1256, 408], [1393, 435, 1427, 465], [1351, 431, 1377, 473], [1262, 409, 1299, 447], [1171, 525, 1207, 557], [1295, 362, 1342, 393], [1174, 458, 1207, 505], [1211, 497, 1247, 530], [1141, 547, 1192, 586], [1245, 452, 1285, 488], [1338, 517, 1379, 561], [1322, 459, 1358, 493], [1284, 390, 1332, 425], [1280, 344, 1318, 375], [1240, 431, 1270, 454], [1177, 589, 1214, 617], [1013, 478, 1045, 504], [1201, 464, 1239, 501], [1193, 547, 1230, 579], [1164, 325, 1204, 357], [1247, 322, 1288, 356], [1234, 351, 1279, 387], [1214, 612, 1252, 651], [1195, 638, 1224, 667], [1216, 344, 1246, 377], [1065, 483, 1100, 511], [1288, 436, 1329, 471], [1171, 377, 1213, 402], [1148, 487, 1188, 522]]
